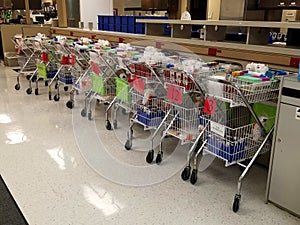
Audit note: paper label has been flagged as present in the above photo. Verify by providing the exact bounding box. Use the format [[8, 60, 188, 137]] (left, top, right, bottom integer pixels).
[[210, 121, 225, 137]]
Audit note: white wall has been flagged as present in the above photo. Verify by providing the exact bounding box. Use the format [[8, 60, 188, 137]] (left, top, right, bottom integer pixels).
[[80, 0, 113, 29]]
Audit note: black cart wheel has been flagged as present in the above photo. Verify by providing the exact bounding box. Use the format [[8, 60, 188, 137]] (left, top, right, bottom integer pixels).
[[125, 140, 132, 150], [233, 195, 241, 213], [49, 94, 52, 101], [155, 152, 163, 165], [55, 83, 58, 89], [66, 101, 74, 109], [34, 88, 39, 95], [54, 95, 60, 101], [15, 84, 20, 90], [64, 86, 68, 91], [181, 166, 191, 181], [26, 88, 32, 95], [81, 109, 87, 117], [45, 81, 49, 86], [31, 75, 37, 82], [26, 75, 31, 80], [88, 112, 92, 120], [146, 150, 154, 164], [190, 169, 198, 185], [105, 120, 112, 130]]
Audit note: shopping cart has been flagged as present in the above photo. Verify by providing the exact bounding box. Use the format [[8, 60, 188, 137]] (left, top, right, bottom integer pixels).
[[81, 49, 125, 120], [44, 40, 81, 102], [13, 37, 40, 92], [180, 71, 280, 212], [65, 40, 91, 109]]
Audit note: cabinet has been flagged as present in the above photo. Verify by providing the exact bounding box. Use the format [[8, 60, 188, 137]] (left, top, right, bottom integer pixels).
[[259, 0, 300, 9], [267, 76, 300, 217], [11, 0, 42, 9], [0, 0, 12, 9], [141, 0, 153, 10], [141, 0, 178, 11]]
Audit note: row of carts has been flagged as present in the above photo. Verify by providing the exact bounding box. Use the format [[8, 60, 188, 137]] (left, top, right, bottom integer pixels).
[[13, 34, 281, 213]]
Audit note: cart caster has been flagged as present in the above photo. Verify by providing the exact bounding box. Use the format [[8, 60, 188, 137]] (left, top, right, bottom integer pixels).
[[66, 101, 74, 109], [55, 83, 58, 89], [26, 88, 32, 95], [155, 152, 163, 165], [49, 94, 52, 101], [34, 88, 39, 95], [81, 109, 87, 117], [190, 169, 198, 185], [105, 120, 112, 130], [181, 166, 191, 181], [233, 194, 241, 213], [15, 84, 20, 90], [113, 121, 117, 129], [146, 150, 154, 164], [64, 86, 68, 91], [125, 140, 132, 150], [104, 101, 109, 106], [26, 75, 31, 80], [54, 94, 60, 102], [45, 81, 48, 86], [88, 112, 92, 120]]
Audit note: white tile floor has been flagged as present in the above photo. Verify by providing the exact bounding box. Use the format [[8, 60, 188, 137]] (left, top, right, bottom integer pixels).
[[0, 65, 299, 225]]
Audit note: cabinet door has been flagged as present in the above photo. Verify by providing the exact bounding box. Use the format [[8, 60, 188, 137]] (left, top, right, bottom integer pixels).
[[259, 0, 281, 8], [168, 0, 178, 11], [0, 0, 12, 9], [141, 0, 153, 10], [153, 0, 168, 10], [269, 103, 300, 216]]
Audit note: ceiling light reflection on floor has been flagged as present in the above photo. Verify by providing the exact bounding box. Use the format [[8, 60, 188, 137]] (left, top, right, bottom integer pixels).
[[47, 147, 66, 170], [82, 184, 124, 217], [0, 114, 12, 124], [5, 130, 27, 145]]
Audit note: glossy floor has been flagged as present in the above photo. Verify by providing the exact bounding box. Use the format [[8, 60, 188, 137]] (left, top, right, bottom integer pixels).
[[0, 66, 299, 225]]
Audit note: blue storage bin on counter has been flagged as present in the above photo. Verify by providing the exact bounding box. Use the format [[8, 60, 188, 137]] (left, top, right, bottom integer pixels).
[[103, 16, 109, 25], [109, 16, 115, 24], [121, 16, 128, 25], [121, 25, 128, 33], [115, 24, 121, 32], [115, 16, 122, 25], [98, 16, 103, 30], [109, 24, 115, 31]]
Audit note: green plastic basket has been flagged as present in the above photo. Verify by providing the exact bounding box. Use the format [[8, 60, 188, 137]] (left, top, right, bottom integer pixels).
[[115, 77, 130, 103], [91, 72, 105, 95]]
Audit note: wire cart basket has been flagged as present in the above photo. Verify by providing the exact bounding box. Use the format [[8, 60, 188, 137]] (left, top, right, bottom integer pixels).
[[180, 71, 280, 213]]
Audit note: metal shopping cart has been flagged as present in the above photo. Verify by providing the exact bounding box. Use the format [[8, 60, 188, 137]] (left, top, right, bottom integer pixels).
[[145, 64, 205, 164], [180, 71, 280, 212], [81, 49, 126, 120], [13, 37, 40, 92], [44, 40, 82, 102]]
